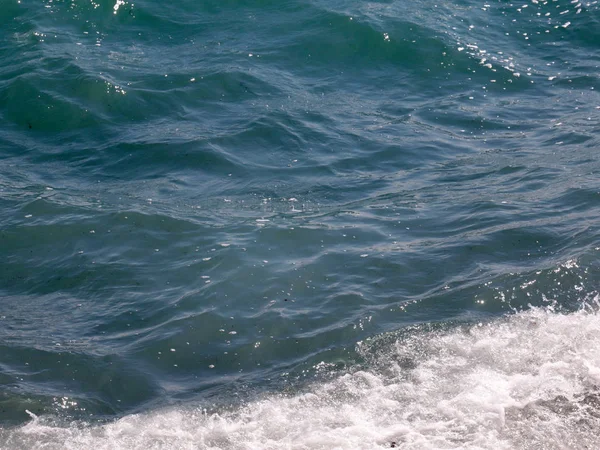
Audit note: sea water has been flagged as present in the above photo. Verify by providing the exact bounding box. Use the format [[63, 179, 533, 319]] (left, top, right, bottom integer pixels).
[[1, 0, 600, 448]]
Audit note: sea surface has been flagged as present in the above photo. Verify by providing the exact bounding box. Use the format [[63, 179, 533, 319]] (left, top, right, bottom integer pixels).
[[1, 0, 600, 448]]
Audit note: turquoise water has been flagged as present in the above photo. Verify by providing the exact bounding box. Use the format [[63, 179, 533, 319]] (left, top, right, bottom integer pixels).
[[1, 0, 600, 448]]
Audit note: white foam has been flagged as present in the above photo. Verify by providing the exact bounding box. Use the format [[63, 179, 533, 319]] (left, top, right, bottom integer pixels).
[[4, 303, 600, 449]]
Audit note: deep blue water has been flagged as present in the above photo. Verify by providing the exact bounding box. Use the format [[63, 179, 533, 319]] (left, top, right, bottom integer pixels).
[[1, 0, 600, 448]]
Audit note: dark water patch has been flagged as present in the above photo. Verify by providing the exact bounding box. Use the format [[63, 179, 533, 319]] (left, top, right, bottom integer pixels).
[[0, 344, 160, 422], [1, 76, 100, 132]]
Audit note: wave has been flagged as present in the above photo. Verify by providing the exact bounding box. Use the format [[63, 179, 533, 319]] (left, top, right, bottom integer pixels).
[[2, 302, 599, 449]]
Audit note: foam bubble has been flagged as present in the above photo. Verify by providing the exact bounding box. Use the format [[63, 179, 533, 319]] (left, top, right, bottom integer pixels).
[[3, 303, 600, 449]]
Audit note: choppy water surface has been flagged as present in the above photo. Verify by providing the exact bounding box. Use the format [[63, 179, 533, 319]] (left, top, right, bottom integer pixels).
[[1, 0, 600, 448]]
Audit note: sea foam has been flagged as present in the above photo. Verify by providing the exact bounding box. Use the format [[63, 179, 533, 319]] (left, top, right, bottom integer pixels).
[[4, 302, 600, 449]]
